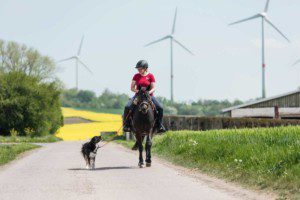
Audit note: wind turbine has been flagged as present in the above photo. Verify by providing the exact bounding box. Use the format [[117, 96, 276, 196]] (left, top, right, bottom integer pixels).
[[229, 0, 290, 99], [144, 7, 194, 103], [292, 59, 300, 67], [58, 35, 93, 90]]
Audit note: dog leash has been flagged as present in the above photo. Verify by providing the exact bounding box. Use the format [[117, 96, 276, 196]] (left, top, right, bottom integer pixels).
[[99, 111, 132, 148], [99, 102, 159, 148]]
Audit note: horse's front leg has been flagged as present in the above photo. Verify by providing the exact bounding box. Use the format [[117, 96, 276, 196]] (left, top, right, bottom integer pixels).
[[136, 134, 144, 168], [145, 134, 152, 167]]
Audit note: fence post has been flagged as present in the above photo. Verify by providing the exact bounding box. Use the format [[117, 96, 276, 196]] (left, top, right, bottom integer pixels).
[[125, 132, 131, 141], [274, 106, 280, 119]]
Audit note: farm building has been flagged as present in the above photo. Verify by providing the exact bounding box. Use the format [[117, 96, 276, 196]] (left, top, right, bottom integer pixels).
[[222, 89, 300, 119]]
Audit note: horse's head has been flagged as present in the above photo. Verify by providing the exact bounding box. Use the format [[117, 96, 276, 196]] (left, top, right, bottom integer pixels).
[[136, 89, 152, 114]]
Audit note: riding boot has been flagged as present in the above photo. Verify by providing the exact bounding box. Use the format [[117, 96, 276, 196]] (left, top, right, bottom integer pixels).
[[156, 110, 166, 133], [157, 123, 166, 133], [123, 107, 132, 132]]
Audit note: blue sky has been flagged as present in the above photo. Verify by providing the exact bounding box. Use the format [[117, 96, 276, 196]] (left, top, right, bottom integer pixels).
[[0, 0, 299, 102]]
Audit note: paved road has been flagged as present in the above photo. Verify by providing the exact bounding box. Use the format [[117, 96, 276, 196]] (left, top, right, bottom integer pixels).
[[0, 142, 273, 200]]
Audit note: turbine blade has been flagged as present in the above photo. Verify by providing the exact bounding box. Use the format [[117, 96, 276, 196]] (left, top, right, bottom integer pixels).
[[173, 38, 194, 55], [57, 56, 75, 63], [172, 7, 178, 34], [265, 18, 290, 42], [292, 59, 300, 66], [264, 0, 271, 12], [229, 14, 261, 26], [144, 36, 170, 47], [78, 58, 93, 74], [77, 35, 84, 56]]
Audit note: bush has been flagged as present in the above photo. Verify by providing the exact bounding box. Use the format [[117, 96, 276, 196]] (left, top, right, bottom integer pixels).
[[0, 72, 63, 136]]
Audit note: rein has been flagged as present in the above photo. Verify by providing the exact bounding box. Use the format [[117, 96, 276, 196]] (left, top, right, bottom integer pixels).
[[98, 110, 132, 148], [99, 92, 156, 148]]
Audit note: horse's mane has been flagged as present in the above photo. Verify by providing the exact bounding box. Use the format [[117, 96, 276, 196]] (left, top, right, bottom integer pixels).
[[136, 90, 152, 103]]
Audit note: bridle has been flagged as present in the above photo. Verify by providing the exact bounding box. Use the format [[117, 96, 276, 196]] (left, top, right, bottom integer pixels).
[[136, 91, 153, 114], [138, 101, 151, 114]]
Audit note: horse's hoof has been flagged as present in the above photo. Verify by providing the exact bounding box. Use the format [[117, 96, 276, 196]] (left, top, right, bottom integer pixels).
[[146, 162, 151, 167], [138, 163, 144, 168]]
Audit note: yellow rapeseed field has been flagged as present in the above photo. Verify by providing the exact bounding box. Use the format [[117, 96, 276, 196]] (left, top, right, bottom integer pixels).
[[56, 107, 123, 141]]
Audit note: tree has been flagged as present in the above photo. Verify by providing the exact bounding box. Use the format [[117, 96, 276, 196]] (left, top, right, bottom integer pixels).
[[77, 90, 96, 103], [0, 72, 63, 136], [60, 88, 244, 117], [0, 39, 55, 81]]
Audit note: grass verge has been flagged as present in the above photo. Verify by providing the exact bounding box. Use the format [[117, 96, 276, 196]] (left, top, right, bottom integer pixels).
[[0, 135, 62, 143], [115, 126, 300, 199], [0, 144, 39, 166]]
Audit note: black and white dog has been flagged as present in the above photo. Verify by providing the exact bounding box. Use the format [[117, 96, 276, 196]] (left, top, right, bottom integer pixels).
[[81, 136, 102, 170]]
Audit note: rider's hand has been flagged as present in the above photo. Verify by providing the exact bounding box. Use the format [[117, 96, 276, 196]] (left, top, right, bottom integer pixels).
[[141, 87, 147, 92]]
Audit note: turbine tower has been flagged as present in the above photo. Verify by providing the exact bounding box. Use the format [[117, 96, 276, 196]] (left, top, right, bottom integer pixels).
[[58, 35, 93, 90], [144, 7, 194, 103], [229, 0, 290, 99]]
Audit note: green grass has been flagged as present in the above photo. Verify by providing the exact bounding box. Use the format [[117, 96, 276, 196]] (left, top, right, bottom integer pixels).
[[0, 135, 62, 143], [116, 126, 300, 199], [114, 136, 135, 148], [0, 144, 39, 166]]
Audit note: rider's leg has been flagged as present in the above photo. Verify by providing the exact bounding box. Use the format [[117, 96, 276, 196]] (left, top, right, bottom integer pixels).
[[151, 96, 166, 133], [123, 97, 134, 132]]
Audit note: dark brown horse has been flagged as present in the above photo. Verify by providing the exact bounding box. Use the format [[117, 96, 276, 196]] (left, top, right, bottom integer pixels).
[[131, 90, 156, 167]]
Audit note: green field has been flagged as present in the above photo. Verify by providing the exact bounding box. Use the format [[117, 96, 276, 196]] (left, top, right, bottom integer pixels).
[[117, 126, 300, 199], [0, 144, 39, 166]]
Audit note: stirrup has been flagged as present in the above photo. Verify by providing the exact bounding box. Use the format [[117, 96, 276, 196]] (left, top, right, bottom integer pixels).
[[123, 124, 131, 132], [157, 123, 166, 133]]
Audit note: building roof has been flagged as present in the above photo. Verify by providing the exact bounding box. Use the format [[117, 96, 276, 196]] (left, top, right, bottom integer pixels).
[[222, 89, 300, 113]]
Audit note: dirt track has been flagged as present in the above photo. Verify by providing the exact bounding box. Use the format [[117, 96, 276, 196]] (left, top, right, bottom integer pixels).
[[0, 142, 274, 200]]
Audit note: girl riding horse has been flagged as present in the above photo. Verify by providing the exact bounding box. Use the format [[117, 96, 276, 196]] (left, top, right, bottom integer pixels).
[[123, 60, 166, 134]]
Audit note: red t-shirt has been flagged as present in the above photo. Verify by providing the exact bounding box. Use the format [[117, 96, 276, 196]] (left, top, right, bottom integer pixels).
[[132, 73, 156, 95]]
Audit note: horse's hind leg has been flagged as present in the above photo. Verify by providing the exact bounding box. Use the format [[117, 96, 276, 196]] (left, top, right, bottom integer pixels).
[[137, 134, 144, 167], [145, 135, 152, 167]]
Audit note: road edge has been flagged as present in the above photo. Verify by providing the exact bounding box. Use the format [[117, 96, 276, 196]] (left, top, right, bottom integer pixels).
[[0, 144, 43, 172], [111, 142, 277, 200]]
